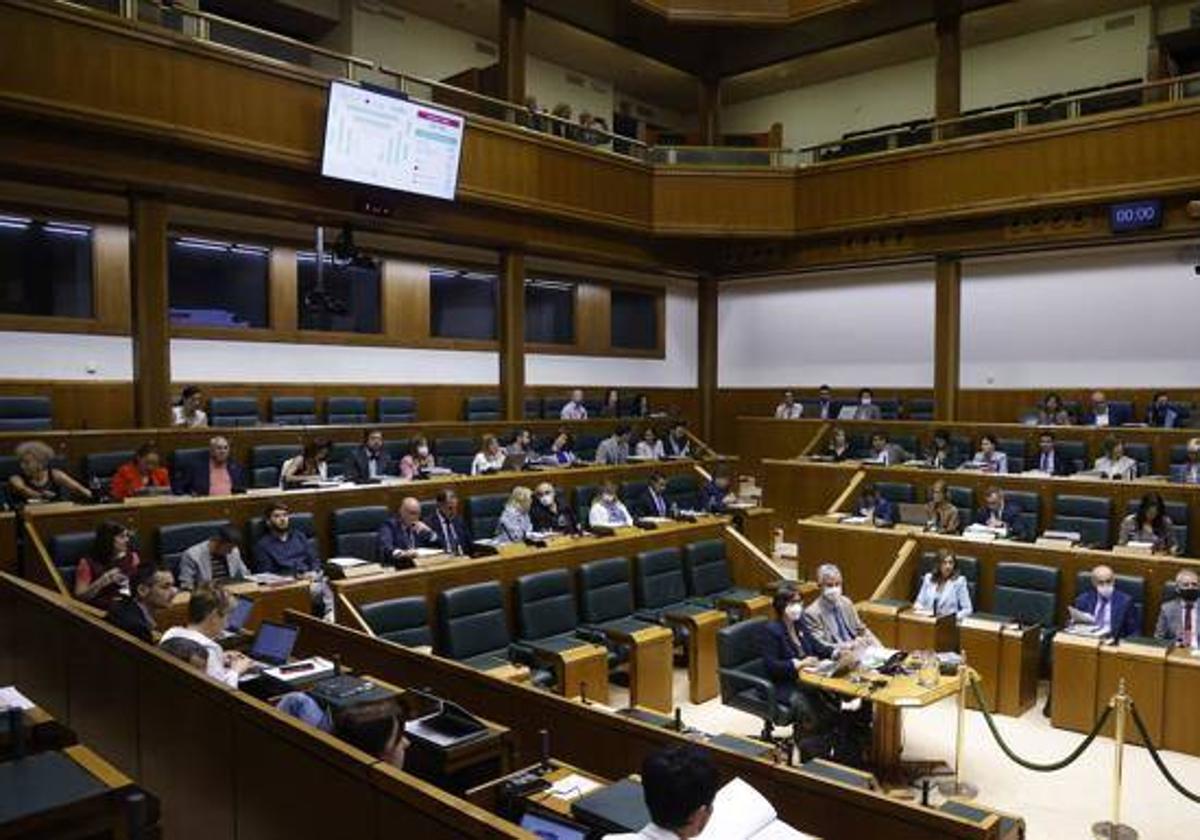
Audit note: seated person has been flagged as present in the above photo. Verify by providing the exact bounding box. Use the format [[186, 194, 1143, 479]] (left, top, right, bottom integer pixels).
[[1155, 569, 1200, 648], [970, 433, 1008, 473], [507, 429, 534, 455], [635, 472, 671, 519], [172, 436, 247, 497], [1037, 392, 1072, 426], [546, 428, 577, 465], [1083, 390, 1128, 427], [760, 588, 845, 761], [342, 429, 393, 482], [595, 425, 632, 466], [696, 468, 735, 514], [604, 745, 718, 840], [924, 479, 960, 534], [110, 442, 171, 500], [631, 393, 651, 418], [7, 440, 91, 505], [254, 502, 331, 618], [852, 388, 882, 421], [867, 432, 908, 467], [664, 421, 691, 458], [775, 390, 803, 419], [560, 388, 588, 421], [600, 388, 621, 418], [159, 584, 255, 688], [105, 562, 176, 644], [423, 488, 471, 556], [1118, 492, 1179, 555], [1181, 438, 1200, 485], [171, 385, 208, 428], [178, 525, 250, 590], [280, 438, 332, 488], [377, 497, 440, 563], [332, 698, 409, 771], [973, 487, 1026, 540], [914, 549, 973, 619], [589, 480, 633, 528], [471, 434, 507, 476], [1147, 392, 1179, 428], [1094, 436, 1137, 480], [826, 427, 853, 461], [398, 436, 436, 479], [75, 520, 140, 610], [1073, 564, 1139, 641], [159, 636, 210, 674], [495, 486, 534, 543], [635, 427, 665, 460], [852, 483, 894, 527], [926, 430, 960, 470], [1034, 431, 1070, 475], [803, 563, 880, 652], [530, 482, 580, 534], [814, 384, 836, 420]]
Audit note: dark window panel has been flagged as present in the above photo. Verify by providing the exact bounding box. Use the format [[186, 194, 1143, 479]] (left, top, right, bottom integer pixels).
[[610, 287, 658, 350], [0, 216, 93, 318], [167, 237, 269, 328], [297, 253, 382, 334], [430, 266, 497, 340], [525, 278, 575, 345]]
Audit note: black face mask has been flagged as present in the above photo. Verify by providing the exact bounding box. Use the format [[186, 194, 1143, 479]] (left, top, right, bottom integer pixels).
[[1180, 589, 1200, 604]]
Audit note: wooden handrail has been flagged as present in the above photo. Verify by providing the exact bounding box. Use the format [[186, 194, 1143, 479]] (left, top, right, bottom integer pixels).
[[827, 469, 866, 515], [870, 538, 919, 601]]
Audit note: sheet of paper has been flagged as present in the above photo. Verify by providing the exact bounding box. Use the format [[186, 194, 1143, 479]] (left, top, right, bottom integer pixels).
[[0, 686, 34, 711], [548, 773, 603, 801], [696, 777, 777, 840]]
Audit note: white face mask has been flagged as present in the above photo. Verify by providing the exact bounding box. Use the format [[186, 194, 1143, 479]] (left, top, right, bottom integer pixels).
[[784, 603, 803, 621], [861, 396, 872, 405], [538, 492, 555, 505], [416, 446, 429, 457], [822, 585, 842, 602], [1096, 583, 1115, 600], [602, 494, 616, 504]]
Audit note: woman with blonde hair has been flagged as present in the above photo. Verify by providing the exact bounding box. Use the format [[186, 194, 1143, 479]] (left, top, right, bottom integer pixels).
[[496, 486, 533, 543]]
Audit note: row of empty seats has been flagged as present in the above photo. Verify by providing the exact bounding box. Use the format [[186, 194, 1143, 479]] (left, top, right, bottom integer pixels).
[[871, 479, 1190, 550], [201, 396, 417, 427]]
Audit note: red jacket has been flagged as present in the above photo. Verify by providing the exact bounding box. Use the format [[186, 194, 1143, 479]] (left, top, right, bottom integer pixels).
[[110, 462, 169, 500]]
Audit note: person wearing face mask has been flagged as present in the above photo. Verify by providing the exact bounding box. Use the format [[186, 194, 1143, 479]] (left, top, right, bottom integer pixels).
[[852, 387, 882, 421], [399, 436, 436, 480], [1073, 564, 1139, 640], [529, 481, 580, 534], [588, 480, 633, 528], [1156, 569, 1200, 649], [803, 564, 879, 652], [1182, 438, 1200, 485]]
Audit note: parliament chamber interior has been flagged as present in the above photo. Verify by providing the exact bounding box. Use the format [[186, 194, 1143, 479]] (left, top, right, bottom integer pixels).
[[3, 0, 1200, 838]]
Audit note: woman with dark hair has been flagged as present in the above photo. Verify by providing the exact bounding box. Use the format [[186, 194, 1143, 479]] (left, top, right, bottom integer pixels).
[[1118, 492, 1179, 555], [74, 520, 140, 609], [548, 428, 576, 465], [334, 698, 409, 770], [914, 548, 973, 619], [399, 436, 435, 479], [971, 433, 1008, 473], [632, 393, 651, 418], [280, 438, 332, 488], [1094, 436, 1137, 481], [1038, 392, 1072, 426], [601, 388, 620, 418], [110, 442, 171, 500], [172, 385, 207, 428], [925, 480, 961, 534], [826, 427, 852, 461]]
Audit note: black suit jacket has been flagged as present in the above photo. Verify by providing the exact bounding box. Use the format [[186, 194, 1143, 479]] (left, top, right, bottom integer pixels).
[[172, 458, 247, 496], [422, 510, 472, 556], [106, 597, 154, 643], [342, 446, 395, 482], [634, 487, 671, 519], [973, 503, 1027, 540], [760, 619, 832, 690], [1033, 450, 1070, 476]]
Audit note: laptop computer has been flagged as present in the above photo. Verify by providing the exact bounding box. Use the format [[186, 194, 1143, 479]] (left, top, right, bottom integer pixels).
[[246, 621, 299, 667], [502, 451, 528, 471], [837, 405, 859, 420], [896, 502, 929, 527], [518, 811, 589, 840], [216, 595, 254, 642]]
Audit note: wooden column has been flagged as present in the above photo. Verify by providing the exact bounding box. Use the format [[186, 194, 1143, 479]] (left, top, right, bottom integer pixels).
[[129, 196, 171, 428], [934, 256, 961, 422], [935, 0, 962, 135], [698, 76, 721, 146], [498, 0, 526, 104], [499, 249, 525, 421], [698, 275, 718, 443]]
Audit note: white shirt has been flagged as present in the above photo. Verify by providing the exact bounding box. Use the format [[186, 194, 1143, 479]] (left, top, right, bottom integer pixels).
[[775, 402, 803, 419], [280, 455, 327, 487], [635, 440, 665, 459], [171, 405, 207, 428], [604, 823, 679, 840], [590, 498, 633, 528], [1095, 455, 1136, 481], [560, 400, 588, 420], [1093, 410, 1110, 427], [159, 626, 239, 688], [471, 449, 507, 476]]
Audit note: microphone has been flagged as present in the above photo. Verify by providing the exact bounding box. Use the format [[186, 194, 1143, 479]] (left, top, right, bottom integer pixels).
[[538, 728, 551, 773], [673, 707, 683, 732]]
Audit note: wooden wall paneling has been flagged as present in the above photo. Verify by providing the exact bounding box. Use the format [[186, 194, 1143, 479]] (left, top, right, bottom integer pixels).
[[383, 259, 429, 343], [499, 249, 525, 420], [934, 255, 960, 421], [130, 196, 171, 428], [93, 222, 131, 331], [270, 246, 298, 332], [653, 169, 795, 236], [574, 281, 610, 356], [498, 0, 526, 105], [64, 619, 140, 777], [698, 275, 717, 443], [934, 0, 962, 126]]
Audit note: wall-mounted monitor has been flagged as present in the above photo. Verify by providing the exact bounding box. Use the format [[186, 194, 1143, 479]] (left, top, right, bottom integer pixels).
[[321, 80, 464, 201]]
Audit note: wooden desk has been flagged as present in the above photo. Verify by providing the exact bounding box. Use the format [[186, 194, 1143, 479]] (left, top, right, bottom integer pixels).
[[532, 641, 611, 705], [1050, 633, 1103, 733], [958, 617, 1039, 717], [465, 759, 609, 820], [157, 579, 311, 632], [0, 702, 77, 757], [1164, 648, 1200, 755], [801, 666, 961, 781], [663, 606, 725, 704], [897, 610, 958, 654], [1096, 640, 1168, 746], [604, 623, 674, 713]]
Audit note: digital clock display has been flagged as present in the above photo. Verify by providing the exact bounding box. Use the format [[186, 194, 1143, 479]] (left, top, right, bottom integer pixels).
[[1109, 199, 1163, 233]]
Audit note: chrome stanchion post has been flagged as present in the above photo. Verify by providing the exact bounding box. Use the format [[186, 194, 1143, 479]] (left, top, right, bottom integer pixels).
[[938, 660, 978, 799], [1092, 680, 1137, 840]]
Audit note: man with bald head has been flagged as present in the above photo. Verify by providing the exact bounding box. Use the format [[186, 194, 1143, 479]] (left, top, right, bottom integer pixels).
[[1083, 390, 1129, 428], [376, 496, 439, 565], [1073, 564, 1139, 640], [1156, 569, 1200, 649]]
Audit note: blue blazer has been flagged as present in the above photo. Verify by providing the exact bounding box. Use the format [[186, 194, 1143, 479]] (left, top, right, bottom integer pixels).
[[759, 618, 832, 690], [860, 496, 895, 526], [973, 503, 1026, 540], [1083, 405, 1131, 427], [696, 481, 728, 514], [1075, 589, 1140, 641], [172, 459, 247, 496]]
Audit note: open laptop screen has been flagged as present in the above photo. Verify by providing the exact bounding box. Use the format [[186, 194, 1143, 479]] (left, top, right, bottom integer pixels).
[[518, 812, 588, 840], [225, 596, 254, 633], [248, 622, 299, 666]]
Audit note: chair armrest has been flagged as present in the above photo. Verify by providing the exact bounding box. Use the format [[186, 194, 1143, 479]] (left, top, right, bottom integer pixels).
[[508, 642, 537, 668], [717, 667, 778, 710], [575, 627, 608, 646]]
